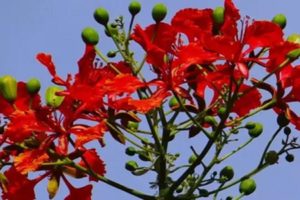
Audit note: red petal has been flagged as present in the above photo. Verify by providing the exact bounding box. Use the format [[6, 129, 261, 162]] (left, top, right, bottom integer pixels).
[[71, 121, 107, 148], [171, 8, 213, 41], [14, 149, 49, 174], [220, 0, 240, 38], [79, 149, 106, 181], [36, 53, 57, 77], [2, 167, 37, 200], [232, 84, 262, 116], [65, 184, 93, 200], [244, 21, 284, 50]]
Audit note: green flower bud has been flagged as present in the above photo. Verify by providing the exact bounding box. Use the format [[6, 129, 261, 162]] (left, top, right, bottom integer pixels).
[[283, 127, 291, 135], [138, 152, 151, 161], [81, 27, 99, 45], [199, 189, 209, 197], [287, 48, 300, 60], [129, 1, 141, 16], [213, 7, 225, 25], [26, 78, 41, 94], [265, 150, 279, 165], [217, 107, 226, 117], [125, 146, 136, 156], [0, 75, 17, 102], [188, 154, 197, 164], [168, 96, 179, 109], [204, 115, 217, 126], [107, 51, 117, 58], [287, 33, 300, 44], [219, 166, 234, 183], [245, 121, 256, 129], [248, 123, 263, 138], [127, 121, 139, 132], [125, 160, 138, 171], [47, 176, 59, 199], [272, 14, 287, 29], [239, 178, 256, 195], [285, 154, 294, 162], [152, 3, 167, 22], [94, 7, 109, 25], [277, 113, 289, 127], [45, 86, 64, 108], [176, 185, 183, 193]]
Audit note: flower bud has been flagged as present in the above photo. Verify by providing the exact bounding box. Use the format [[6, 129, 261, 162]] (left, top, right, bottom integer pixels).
[[125, 146, 136, 156], [125, 160, 138, 171], [285, 154, 294, 162], [168, 96, 179, 109], [94, 7, 109, 25], [127, 121, 139, 132], [265, 150, 278, 165], [277, 113, 289, 127], [213, 7, 225, 25], [247, 123, 263, 138], [129, 1, 141, 16], [47, 176, 59, 199], [81, 27, 99, 45], [152, 3, 167, 22], [188, 154, 197, 164], [45, 86, 64, 108], [286, 48, 300, 60], [107, 51, 117, 58], [26, 78, 41, 94], [272, 14, 287, 29], [0, 75, 17, 102], [239, 178, 256, 195], [219, 166, 234, 183], [287, 33, 300, 44]]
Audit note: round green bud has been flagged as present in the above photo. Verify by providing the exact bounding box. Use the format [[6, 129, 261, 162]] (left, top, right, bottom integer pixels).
[[152, 3, 167, 22], [129, 1, 141, 16], [277, 113, 289, 127], [0, 75, 17, 102], [168, 96, 179, 109], [204, 115, 217, 126], [287, 48, 300, 60], [26, 78, 41, 94], [81, 27, 99, 45], [199, 189, 209, 197], [248, 123, 263, 138], [239, 178, 256, 195], [287, 33, 300, 44], [245, 121, 256, 129], [138, 152, 151, 161], [125, 160, 138, 171], [265, 150, 279, 165], [188, 154, 197, 164], [272, 14, 287, 29], [175, 185, 183, 193], [107, 51, 117, 58], [94, 7, 109, 25], [283, 127, 291, 135], [217, 107, 226, 117], [219, 166, 234, 183], [45, 86, 64, 108], [213, 7, 225, 25], [285, 154, 294, 162], [127, 121, 139, 132], [125, 146, 136, 156]]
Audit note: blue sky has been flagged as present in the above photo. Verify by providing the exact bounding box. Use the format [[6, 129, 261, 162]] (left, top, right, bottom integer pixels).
[[1, 0, 300, 199]]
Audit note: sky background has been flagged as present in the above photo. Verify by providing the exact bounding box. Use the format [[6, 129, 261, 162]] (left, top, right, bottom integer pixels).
[[1, 0, 300, 199]]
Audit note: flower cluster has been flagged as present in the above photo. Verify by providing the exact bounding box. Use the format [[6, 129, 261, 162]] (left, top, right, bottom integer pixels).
[[0, 0, 300, 199]]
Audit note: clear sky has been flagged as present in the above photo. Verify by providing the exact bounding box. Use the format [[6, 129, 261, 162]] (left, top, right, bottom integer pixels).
[[1, 0, 300, 199]]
